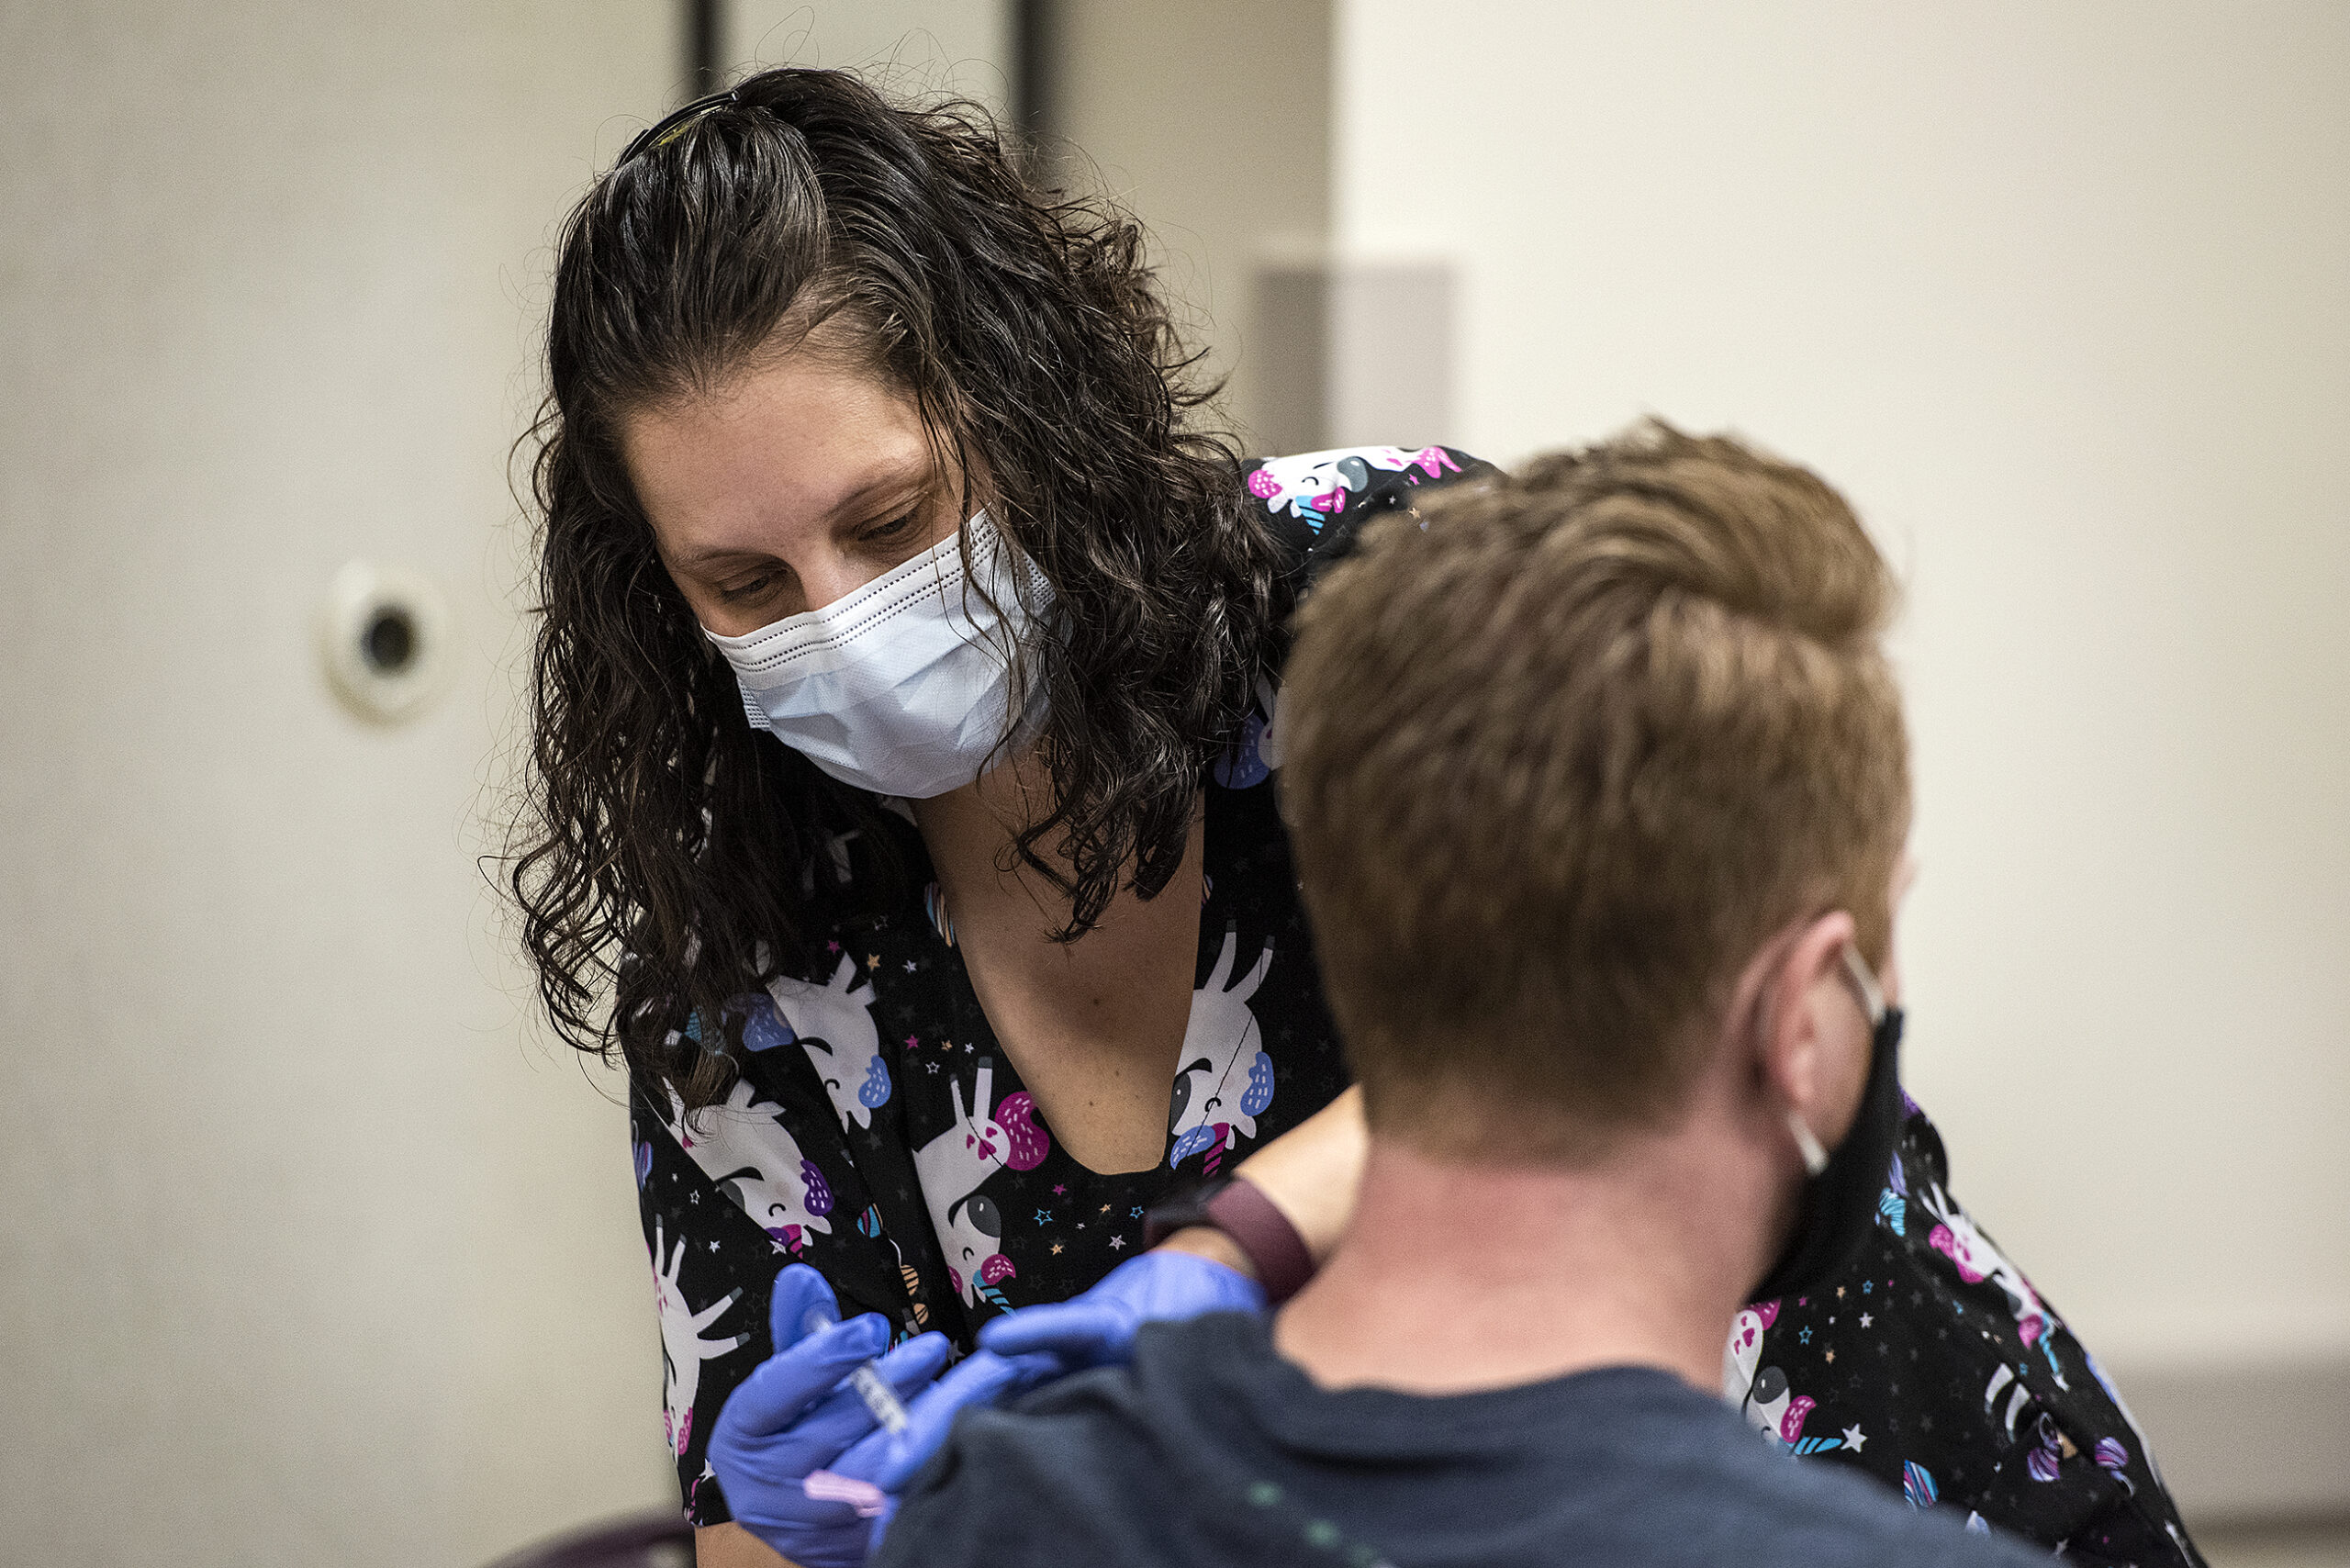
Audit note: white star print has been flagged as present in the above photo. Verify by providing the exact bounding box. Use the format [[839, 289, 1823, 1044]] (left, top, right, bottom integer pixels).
[[1842, 1425, 1867, 1452], [1860, 1312, 1873, 1327], [1108, 1236, 1126, 1249]]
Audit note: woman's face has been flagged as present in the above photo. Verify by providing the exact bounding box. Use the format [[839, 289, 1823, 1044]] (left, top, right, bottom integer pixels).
[[621, 350, 970, 636]]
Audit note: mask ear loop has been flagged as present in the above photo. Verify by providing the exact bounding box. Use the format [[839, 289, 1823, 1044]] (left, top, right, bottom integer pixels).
[[1785, 1109, 1831, 1178], [1840, 942, 1888, 1027], [1782, 942, 1889, 1177]]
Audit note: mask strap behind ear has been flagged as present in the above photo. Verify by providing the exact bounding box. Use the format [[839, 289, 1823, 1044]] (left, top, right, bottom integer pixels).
[[1785, 1110, 1830, 1176], [1840, 942, 1886, 1026], [1752, 946, 1830, 1175], [1783, 941, 1886, 1176]]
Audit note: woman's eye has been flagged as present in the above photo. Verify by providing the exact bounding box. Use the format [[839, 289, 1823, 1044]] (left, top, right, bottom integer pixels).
[[719, 572, 778, 602], [863, 509, 920, 543]]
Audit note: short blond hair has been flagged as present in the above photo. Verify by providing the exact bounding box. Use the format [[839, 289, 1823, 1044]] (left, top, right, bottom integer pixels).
[[1280, 424, 1910, 1160]]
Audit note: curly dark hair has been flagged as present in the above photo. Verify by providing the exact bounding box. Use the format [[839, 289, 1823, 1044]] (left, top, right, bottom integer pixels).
[[510, 68, 1292, 1109]]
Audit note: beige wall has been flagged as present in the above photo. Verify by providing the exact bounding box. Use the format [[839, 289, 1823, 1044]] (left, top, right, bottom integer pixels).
[[722, 0, 1334, 446], [1335, 0, 2350, 1378], [1046, 0, 1334, 447], [727, 0, 1011, 110], [0, 5, 682, 1563]]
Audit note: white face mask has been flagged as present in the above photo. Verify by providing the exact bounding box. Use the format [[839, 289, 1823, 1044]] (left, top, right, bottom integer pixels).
[[701, 511, 1053, 800]]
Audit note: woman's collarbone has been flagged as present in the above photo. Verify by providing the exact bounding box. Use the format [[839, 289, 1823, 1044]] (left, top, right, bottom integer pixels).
[[948, 879, 1201, 1176]]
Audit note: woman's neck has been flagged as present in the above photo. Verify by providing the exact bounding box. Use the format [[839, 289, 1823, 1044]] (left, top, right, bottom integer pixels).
[[911, 755, 1205, 1174], [908, 749, 1062, 913]]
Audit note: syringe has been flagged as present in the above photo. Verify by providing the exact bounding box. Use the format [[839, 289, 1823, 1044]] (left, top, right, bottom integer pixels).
[[846, 1360, 911, 1436], [810, 1307, 910, 1435], [799, 1308, 907, 1518]]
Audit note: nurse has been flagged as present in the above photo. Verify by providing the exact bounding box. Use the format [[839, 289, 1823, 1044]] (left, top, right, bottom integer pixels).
[[516, 67, 2198, 1568]]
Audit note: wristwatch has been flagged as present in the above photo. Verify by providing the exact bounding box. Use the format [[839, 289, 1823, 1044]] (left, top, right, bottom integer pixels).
[[1142, 1175, 1317, 1305]]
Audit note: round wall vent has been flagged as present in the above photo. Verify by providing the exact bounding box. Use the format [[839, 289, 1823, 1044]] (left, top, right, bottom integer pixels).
[[319, 560, 455, 723]]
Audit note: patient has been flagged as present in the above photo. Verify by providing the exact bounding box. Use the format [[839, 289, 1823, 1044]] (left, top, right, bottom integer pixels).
[[874, 426, 2043, 1568]]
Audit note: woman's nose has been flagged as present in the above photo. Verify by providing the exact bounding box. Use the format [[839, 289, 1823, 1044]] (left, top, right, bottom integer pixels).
[[797, 552, 882, 614]]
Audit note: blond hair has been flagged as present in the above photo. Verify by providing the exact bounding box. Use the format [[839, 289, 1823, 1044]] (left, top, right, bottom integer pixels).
[[1281, 424, 1910, 1160]]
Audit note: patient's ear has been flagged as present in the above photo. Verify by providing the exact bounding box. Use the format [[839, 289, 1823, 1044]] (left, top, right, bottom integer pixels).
[[1755, 912, 1870, 1155]]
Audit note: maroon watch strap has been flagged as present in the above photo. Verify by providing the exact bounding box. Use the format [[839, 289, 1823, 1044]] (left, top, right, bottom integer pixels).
[[1205, 1177, 1316, 1306]]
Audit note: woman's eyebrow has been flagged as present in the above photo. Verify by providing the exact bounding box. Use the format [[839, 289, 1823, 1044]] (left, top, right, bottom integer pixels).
[[821, 462, 932, 528], [678, 543, 777, 568]]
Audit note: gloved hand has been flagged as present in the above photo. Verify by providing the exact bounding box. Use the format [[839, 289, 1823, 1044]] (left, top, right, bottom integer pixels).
[[844, 1343, 1062, 1539], [859, 1250, 1264, 1502], [707, 1264, 954, 1568], [976, 1248, 1266, 1372]]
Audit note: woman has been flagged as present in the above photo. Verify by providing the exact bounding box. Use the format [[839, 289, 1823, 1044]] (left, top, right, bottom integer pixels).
[[516, 67, 2199, 1568]]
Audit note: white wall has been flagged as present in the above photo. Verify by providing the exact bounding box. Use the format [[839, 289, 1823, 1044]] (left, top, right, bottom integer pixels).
[[1046, 0, 1334, 447], [1335, 1, 2350, 1376], [727, 1, 1012, 114], [0, 6, 682, 1563], [723, 0, 1335, 450]]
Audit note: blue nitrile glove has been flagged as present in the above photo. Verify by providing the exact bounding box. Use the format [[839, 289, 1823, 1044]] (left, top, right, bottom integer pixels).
[[975, 1248, 1267, 1372], [707, 1264, 953, 1568], [856, 1252, 1262, 1508], [843, 1343, 1063, 1551]]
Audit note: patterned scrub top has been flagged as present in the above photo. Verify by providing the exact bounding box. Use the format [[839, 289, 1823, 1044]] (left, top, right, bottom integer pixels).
[[629, 445, 2204, 1565]]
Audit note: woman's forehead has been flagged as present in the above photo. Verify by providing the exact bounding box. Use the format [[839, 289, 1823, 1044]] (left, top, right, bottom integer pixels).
[[623, 354, 934, 549]]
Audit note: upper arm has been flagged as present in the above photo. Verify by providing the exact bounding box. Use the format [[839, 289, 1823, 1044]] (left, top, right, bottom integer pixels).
[[637, 1084, 778, 1526], [636, 1057, 900, 1532], [695, 1522, 791, 1568], [1229, 1083, 1364, 1267]]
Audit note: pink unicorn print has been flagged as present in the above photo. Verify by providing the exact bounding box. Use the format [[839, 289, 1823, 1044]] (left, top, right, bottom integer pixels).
[[1244, 445, 1463, 526], [1168, 931, 1277, 1174], [1919, 1182, 2068, 1389], [913, 1058, 1049, 1308], [650, 1216, 745, 1457], [1723, 1301, 1818, 1448], [763, 952, 893, 1131], [658, 1081, 836, 1256]]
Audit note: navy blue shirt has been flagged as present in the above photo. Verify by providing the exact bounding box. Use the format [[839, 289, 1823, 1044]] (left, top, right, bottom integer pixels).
[[878, 1311, 2050, 1568]]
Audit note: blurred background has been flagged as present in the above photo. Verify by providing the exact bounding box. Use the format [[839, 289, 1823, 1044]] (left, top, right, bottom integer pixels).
[[1, 2, 2343, 1564]]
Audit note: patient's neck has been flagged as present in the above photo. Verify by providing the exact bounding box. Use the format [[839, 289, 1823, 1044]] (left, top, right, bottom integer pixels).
[[1274, 1113, 1774, 1398]]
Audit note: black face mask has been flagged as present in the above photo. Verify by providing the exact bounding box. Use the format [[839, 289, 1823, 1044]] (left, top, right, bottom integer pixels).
[[1747, 947, 1906, 1305]]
